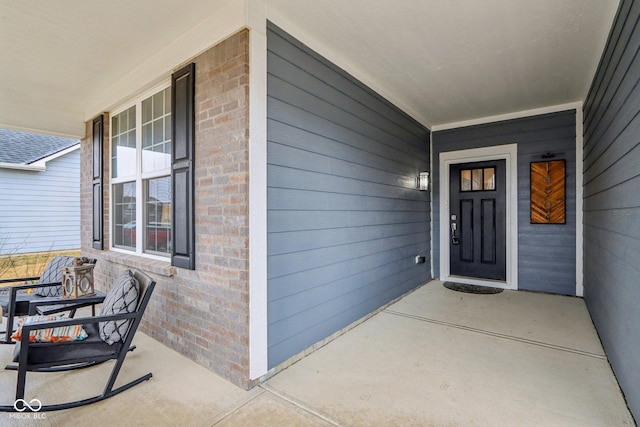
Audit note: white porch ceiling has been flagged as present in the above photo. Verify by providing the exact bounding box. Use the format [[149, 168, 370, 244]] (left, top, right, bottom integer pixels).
[[0, 0, 620, 138]]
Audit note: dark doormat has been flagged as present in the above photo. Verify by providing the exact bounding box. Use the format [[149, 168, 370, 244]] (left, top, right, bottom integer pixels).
[[443, 282, 504, 294]]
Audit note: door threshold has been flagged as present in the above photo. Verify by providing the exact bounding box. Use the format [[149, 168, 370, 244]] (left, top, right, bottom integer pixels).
[[444, 276, 515, 290]]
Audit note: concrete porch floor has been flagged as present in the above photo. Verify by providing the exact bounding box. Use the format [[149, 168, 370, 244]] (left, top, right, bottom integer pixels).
[[0, 280, 635, 426]]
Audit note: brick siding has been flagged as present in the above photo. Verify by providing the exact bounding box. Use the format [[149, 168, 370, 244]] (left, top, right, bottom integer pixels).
[[80, 30, 252, 388]]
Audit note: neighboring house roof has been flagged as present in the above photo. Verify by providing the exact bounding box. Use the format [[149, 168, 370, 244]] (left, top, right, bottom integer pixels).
[[0, 128, 79, 171]]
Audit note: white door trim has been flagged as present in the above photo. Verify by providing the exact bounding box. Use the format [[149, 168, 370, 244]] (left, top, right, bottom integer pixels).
[[439, 144, 518, 290]]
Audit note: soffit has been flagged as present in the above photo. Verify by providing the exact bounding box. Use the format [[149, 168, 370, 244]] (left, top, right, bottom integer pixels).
[[265, 0, 620, 129], [0, 0, 620, 137]]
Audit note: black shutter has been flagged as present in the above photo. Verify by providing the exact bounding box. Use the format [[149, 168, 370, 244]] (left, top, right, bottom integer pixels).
[[92, 115, 104, 250], [171, 63, 196, 269]]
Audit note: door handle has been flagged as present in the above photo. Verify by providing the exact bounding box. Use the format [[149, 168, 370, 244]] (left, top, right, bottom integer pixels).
[[451, 222, 460, 245]]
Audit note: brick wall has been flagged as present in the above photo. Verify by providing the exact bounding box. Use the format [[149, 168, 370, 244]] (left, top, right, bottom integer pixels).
[[80, 30, 252, 388]]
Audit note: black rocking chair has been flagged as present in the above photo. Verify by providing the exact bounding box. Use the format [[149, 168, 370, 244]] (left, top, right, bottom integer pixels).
[[0, 269, 155, 412]]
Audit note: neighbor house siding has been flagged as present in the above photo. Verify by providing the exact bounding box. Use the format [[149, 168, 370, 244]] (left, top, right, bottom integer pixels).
[[266, 23, 431, 368], [432, 110, 577, 295], [0, 149, 80, 254], [582, 0, 640, 418]]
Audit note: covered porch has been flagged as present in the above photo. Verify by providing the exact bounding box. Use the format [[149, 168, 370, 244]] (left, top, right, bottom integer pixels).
[[1, 0, 639, 423], [0, 280, 632, 425]]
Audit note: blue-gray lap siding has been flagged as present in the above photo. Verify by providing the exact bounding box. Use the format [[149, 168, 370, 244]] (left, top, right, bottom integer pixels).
[[432, 110, 577, 295], [0, 150, 80, 255], [582, 0, 640, 419], [266, 23, 431, 368]]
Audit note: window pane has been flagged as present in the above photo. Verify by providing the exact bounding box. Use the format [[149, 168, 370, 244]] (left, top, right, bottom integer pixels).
[[128, 107, 136, 129], [113, 182, 136, 249], [153, 118, 164, 145], [484, 168, 496, 190], [142, 123, 152, 149], [142, 97, 152, 124], [111, 106, 137, 178], [145, 176, 171, 255], [112, 116, 119, 135], [142, 87, 171, 173], [472, 169, 482, 191], [461, 170, 472, 191], [153, 91, 164, 117], [164, 117, 172, 149]]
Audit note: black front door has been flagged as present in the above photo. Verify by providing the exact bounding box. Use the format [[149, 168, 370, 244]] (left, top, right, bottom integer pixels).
[[449, 160, 506, 281]]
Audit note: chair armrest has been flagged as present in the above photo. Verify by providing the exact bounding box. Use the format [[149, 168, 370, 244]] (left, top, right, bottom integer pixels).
[[3, 282, 62, 341], [20, 311, 139, 333], [0, 276, 40, 285], [29, 293, 106, 308], [6, 281, 62, 292], [16, 311, 140, 359], [28, 292, 106, 315]]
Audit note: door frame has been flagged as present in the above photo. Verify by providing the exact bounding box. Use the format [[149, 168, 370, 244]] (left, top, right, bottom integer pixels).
[[439, 144, 518, 290]]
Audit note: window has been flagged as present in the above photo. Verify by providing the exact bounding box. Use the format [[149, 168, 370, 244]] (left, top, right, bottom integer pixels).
[[111, 86, 172, 257], [461, 167, 495, 192]]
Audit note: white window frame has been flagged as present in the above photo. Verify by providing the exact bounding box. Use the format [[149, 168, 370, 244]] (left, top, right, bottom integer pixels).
[[109, 80, 172, 261]]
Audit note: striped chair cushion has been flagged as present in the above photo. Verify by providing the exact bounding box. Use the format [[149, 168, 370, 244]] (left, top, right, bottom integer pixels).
[[11, 314, 88, 343]]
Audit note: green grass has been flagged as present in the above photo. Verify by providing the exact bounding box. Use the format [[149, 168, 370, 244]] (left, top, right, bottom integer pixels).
[[0, 249, 81, 286]]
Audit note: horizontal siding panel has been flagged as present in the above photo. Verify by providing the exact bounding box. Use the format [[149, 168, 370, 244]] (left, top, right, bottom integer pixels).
[[268, 242, 426, 302], [269, 222, 426, 255], [268, 52, 424, 147], [268, 76, 424, 158], [585, 224, 640, 271], [584, 142, 640, 197], [268, 187, 428, 212], [268, 94, 426, 165], [269, 257, 419, 324], [268, 232, 427, 279], [268, 210, 428, 233], [267, 22, 430, 368], [268, 142, 416, 189], [584, 1, 640, 139], [267, 26, 427, 141], [434, 111, 575, 145], [584, 73, 640, 162], [583, 0, 640, 418], [583, 112, 640, 185], [269, 267, 424, 353], [584, 0, 635, 123], [268, 164, 420, 200], [516, 139, 577, 157], [583, 207, 640, 240], [433, 126, 574, 155], [518, 270, 576, 295], [517, 234, 576, 250], [584, 176, 640, 210], [583, 244, 640, 353], [268, 119, 422, 173]]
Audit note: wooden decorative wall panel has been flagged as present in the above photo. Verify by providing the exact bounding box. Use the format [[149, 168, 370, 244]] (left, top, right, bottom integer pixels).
[[530, 160, 566, 224]]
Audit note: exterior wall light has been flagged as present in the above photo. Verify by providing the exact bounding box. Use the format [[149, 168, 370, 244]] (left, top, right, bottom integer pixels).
[[417, 171, 430, 191]]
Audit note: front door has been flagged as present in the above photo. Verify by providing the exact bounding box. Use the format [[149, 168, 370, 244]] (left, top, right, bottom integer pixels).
[[449, 160, 506, 281]]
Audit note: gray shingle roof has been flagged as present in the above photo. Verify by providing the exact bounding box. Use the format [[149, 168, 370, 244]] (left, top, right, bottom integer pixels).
[[0, 129, 79, 165]]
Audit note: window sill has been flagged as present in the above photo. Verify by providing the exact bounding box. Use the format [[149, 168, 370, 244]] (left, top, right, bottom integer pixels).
[[103, 251, 175, 277]]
